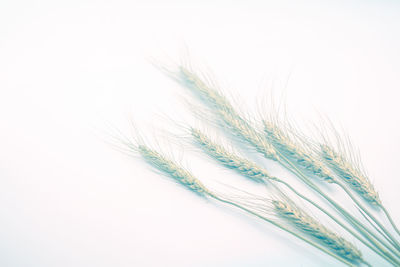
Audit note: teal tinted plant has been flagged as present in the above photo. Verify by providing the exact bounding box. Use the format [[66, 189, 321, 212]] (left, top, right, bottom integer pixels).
[[115, 59, 400, 266], [160, 62, 400, 265]]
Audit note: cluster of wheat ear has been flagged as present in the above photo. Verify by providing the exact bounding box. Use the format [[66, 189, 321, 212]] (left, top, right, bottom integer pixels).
[[117, 60, 400, 266]]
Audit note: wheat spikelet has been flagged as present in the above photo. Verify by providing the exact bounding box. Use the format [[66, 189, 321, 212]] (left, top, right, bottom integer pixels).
[[190, 127, 275, 183], [138, 145, 210, 196], [263, 120, 335, 183], [321, 144, 381, 205], [273, 200, 363, 262], [178, 66, 279, 161]]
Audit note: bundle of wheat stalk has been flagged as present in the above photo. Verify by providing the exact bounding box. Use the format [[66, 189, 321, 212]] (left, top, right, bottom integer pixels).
[[116, 60, 400, 266]]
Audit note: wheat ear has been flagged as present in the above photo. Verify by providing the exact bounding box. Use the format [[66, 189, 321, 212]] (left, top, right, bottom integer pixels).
[[190, 127, 273, 183], [321, 144, 380, 205], [273, 199, 363, 263], [138, 145, 211, 196]]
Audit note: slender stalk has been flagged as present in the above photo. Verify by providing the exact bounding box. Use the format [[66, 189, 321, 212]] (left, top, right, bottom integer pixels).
[[359, 207, 397, 251], [381, 205, 400, 237], [338, 203, 400, 266], [336, 181, 400, 251]]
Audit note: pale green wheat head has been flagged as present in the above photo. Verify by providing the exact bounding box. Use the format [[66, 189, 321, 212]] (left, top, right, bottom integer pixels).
[[321, 144, 381, 205], [138, 144, 211, 196], [190, 127, 276, 183]]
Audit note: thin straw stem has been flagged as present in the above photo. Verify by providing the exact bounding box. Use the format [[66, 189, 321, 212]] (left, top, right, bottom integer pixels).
[[381, 205, 400, 238], [336, 181, 400, 251]]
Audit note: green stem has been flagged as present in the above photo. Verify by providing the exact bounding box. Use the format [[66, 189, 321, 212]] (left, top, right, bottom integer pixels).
[[381, 205, 400, 238], [358, 206, 400, 259], [361, 259, 373, 267], [336, 181, 400, 252], [333, 198, 400, 266]]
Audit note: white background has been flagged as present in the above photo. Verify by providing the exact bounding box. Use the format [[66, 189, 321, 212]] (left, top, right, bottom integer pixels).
[[1, 0, 399, 266]]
